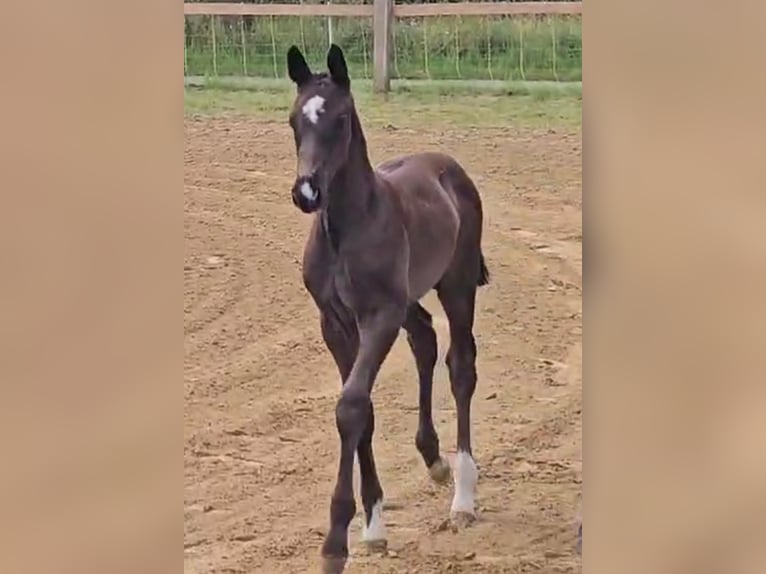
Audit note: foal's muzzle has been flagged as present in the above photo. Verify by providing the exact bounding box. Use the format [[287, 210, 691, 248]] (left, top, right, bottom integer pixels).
[[291, 174, 322, 213]]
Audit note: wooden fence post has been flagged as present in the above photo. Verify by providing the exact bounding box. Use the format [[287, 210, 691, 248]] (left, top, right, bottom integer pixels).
[[373, 0, 393, 92]]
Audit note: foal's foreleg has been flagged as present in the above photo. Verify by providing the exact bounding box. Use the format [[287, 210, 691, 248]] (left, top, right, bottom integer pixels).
[[321, 308, 386, 552], [357, 401, 386, 551], [321, 305, 404, 573], [320, 307, 357, 381], [403, 304, 450, 483]]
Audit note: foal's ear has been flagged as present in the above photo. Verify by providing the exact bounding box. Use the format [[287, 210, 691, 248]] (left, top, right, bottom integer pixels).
[[327, 44, 350, 90], [287, 45, 312, 87]]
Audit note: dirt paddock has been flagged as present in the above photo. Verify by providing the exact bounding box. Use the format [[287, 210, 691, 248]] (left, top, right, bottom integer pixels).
[[185, 115, 582, 573]]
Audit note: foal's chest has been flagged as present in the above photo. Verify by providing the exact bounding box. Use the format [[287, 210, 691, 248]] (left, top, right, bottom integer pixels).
[[301, 223, 350, 308], [304, 253, 344, 299]]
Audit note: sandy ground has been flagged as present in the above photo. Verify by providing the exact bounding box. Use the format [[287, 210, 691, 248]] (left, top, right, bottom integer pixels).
[[184, 115, 582, 573]]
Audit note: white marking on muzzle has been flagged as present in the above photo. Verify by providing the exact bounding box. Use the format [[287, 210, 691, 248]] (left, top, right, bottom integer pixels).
[[361, 499, 386, 541], [302, 95, 325, 124], [300, 181, 318, 201], [451, 450, 478, 514]]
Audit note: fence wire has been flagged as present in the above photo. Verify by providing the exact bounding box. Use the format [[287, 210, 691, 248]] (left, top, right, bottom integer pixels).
[[184, 9, 581, 82]]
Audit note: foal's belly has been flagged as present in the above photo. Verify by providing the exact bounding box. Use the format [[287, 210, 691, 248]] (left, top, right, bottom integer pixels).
[[406, 219, 459, 301], [377, 156, 462, 302], [401, 188, 461, 301]]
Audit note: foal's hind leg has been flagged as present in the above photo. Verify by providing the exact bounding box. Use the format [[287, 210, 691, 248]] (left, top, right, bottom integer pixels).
[[437, 284, 480, 526], [321, 308, 387, 552], [403, 303, 450, 483]]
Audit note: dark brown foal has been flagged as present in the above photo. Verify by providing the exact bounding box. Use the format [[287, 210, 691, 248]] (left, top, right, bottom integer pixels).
[[286, 44, 489, 574]]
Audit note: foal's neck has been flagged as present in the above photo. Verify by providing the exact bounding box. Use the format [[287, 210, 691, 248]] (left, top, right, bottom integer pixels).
[[324, 109, 377, 235]]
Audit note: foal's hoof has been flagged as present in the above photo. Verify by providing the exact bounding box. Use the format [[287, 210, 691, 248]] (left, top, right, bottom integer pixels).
[[362, 538, 388, 555], [428, 457, 451, 484], [321, 556, 347, 574], [450, 511, 476, 529]]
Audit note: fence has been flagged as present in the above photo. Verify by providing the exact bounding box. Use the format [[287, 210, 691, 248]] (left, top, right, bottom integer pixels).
[[184, 1, 582, 91]]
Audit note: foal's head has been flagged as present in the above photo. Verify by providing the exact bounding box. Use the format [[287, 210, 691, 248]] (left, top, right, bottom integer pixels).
[[286, 44, 357, 213]]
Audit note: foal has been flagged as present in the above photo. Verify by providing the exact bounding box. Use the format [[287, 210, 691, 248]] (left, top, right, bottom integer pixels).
[[286, 44, 490, 573]]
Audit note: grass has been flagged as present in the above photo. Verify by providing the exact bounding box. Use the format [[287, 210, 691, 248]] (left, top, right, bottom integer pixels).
[[184, 78, 582, 129], [185, 15, 582, 83]]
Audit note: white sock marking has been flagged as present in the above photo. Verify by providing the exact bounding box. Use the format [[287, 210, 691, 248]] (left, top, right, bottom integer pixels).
[[451, 451, 478, 514], [299, 181, 317, 201], [301, 95, 325, 124], [361, 499, 386, 541]]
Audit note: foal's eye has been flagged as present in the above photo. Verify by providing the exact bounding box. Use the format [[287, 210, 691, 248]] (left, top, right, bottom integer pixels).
[[334, 115, 348, 132], [320, 115, 347, 143]]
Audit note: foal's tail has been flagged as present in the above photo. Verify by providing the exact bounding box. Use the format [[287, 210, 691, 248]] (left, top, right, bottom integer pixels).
[[477, 252, 490, 287]]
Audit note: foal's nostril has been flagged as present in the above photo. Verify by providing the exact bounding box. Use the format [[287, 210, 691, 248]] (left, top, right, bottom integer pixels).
[[299, 180, 319, 202], [292, 175, 322, 213]]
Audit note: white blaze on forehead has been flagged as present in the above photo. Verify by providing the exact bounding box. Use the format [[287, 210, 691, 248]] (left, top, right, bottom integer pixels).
[[361, 499, 386, 541], [301, 94, 325, 124], [300, 181, 318, 201], [450, 450, 478, 514]]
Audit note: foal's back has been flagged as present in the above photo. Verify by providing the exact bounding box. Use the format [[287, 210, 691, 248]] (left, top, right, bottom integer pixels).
[[377, 151, 483, 218], [375, 151, 485, 300]]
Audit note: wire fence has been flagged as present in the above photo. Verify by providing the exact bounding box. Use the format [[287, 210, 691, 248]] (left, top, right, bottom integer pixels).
[[184, 2, 582, 82]]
